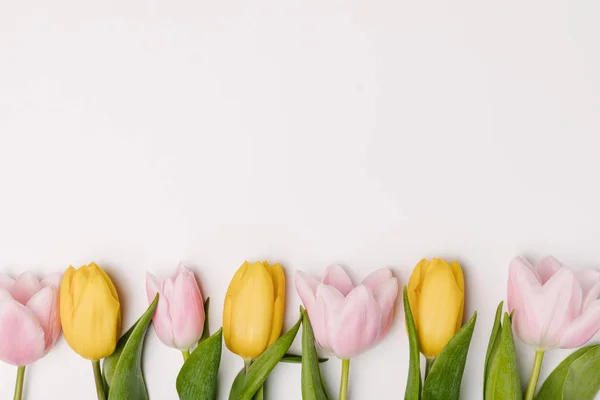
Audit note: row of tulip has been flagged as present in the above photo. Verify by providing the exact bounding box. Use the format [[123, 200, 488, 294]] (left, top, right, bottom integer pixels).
[[1, 256, 600, 400]]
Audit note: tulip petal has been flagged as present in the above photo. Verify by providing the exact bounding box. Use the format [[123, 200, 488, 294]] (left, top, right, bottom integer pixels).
[[0, 274, 14, 290], [0, 290, 12, 301], [27, 286, 61, 351], [508, 259, 546, 346], [558, 299, 600, 348], [322, 265, 354, 296], [295, 271, 320, 311], [149, 273, 176, 348], [170, 268, 205, 350], [576, 269, 600, 311], [407, 258, 429, 328], [267, 263, 285, 346], [329, 285, 381, 359], [537, 256, 562, 284], [0, 300, 46, 366], [11, 272, 42, 305], [315, 283, 346, 353], [361, 268, 393, 291], [373, 277, 399, 337]]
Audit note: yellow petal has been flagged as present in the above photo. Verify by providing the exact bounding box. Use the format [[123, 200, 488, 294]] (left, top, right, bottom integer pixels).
[[407, 258, 429, 328], [267, 263, 286, 346], [225, 262, 274, 359], [59, 266, 76, 342], [223, 261, 250, 347], [449, 260, 465, 331], [416, 260, 464, 358]]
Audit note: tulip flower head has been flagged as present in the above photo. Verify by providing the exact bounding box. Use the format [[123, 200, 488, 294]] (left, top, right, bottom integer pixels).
[[146, 263, 205, 350], [295, 265, 399, 359], [508, 256, 600, 350], [60, 262, 121, 360], [407, 258, 465, 359], [0, 272, 61, 366], [223, 261, 285, 360]]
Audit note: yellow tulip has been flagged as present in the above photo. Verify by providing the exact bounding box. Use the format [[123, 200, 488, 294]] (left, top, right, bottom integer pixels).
[[223, 261, 285, 360], [60, 262, 121, 360], [407, 258, 464, 359]]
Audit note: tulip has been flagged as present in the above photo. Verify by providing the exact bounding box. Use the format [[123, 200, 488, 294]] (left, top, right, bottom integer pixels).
[[60, 262, 121, 400], [507, 256, 600, 400], [295, 265, 398, 400], [0, 271, 61, 400], [146, 263, 205, 359], [223, 261, 285, 361], [407, 258, 464, 361]]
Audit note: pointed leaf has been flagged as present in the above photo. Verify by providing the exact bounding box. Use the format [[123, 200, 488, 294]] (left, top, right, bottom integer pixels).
[[198, 297, 211, 344], [229, 368, 246, 400], [422, 312, 477, 400], [535, 345, 597, 400], [484, 313, 521, 400], [483, 302, 503, 396], [253, 385, 264, 400], [177, 328, 223, 400], [102, 322, 138, 392], [403, 286, 421, 400], [238, 315, 302, 400], [301, 307, 330, 400], [562, 345, 600, 400], [107, 294, 158, 400]]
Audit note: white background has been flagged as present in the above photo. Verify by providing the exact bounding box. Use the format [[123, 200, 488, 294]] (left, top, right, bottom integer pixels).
[[1, 0, 600, 399]]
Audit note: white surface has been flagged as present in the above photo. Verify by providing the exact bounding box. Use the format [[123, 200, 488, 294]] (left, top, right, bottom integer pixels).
[[1, 1, 600, 398]]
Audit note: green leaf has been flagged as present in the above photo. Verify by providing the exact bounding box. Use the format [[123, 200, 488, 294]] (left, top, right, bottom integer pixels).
[[107, 294, 158, 400], [403, 286, 421, 400], [536, 346, 597, 400], [229, 368, 246, 400], [238, 314, 302, 400], [177, 328, 223, 400], [102, 322, 138, 393], [483, 302, 504, 397], [198, 297, 211, 344], [280, 353, 328, 364], [484, 313, 522, 400], [562, 345, 600, 400], [301, 307, 330, 400], [422, 312, 477, 400], [253, 385, 264, 400]]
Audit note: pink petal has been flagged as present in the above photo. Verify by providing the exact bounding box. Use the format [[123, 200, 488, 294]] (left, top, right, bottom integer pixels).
[[315, 284, 346, 353], [10, 272, 43, 305], [329, 285, 381, 359], [26, 286, 61, 351], [361, 268, 393, 291], [0, 274, 15, 290], [0, 290, 13, 301], [508, 258, 546, 346], [576, 269, 600, 311], [147, 272, 175, 348], [539, 268, 582, 347], [169, 268, 205, 350], [0, 300, 46, 365], [295, 271, 320, 311], [537, 256, 562, 284], [372, 277, 399, 338], [41, 273, 62, 289], [558, 299, 600, 348], [322, 265, 354, 296], [172, 262, 187, 281]]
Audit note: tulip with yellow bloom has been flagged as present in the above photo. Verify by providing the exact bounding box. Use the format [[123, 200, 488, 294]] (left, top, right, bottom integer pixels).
[[60, 262, 121, 400], [407, 258, 464, 374], [223, 261, 285, 362]]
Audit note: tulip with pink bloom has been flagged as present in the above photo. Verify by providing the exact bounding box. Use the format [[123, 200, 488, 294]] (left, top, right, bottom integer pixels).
[[295, 265, 399, 400], [0, 271, 62, 400], [507, 256, 600, 400], [146, 263, 205, 361]]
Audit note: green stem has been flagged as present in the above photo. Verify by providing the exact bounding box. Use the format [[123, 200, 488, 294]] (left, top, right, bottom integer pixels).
[[525, 350, 545, 400], [13, 366, 25, 400], [424, 358, 435, 380], [182, 349, 190, 362], [92, 360, 106, 400], [244, 358, 252, 375], [339, 359, 350, 400]]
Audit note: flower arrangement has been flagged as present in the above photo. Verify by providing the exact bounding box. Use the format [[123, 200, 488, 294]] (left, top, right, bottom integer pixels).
[[2, 255, 600, 399]]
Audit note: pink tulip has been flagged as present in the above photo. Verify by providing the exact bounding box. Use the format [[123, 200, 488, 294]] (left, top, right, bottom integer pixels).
[[507, 256, 600, 349], [295, 265, 399, 359], [146, 263, 205, 350], [0, 272, 61, 366]]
